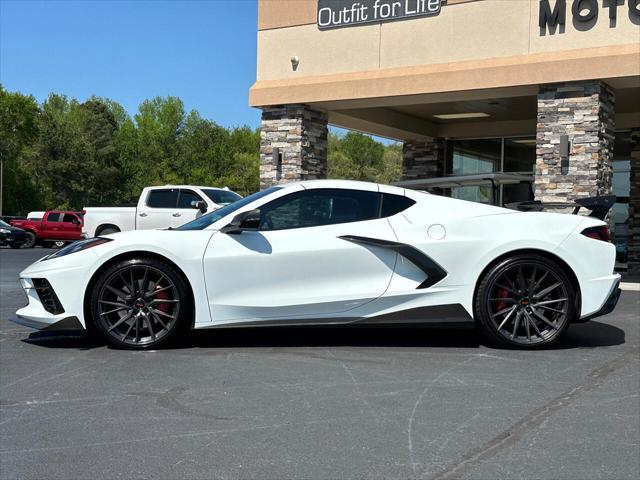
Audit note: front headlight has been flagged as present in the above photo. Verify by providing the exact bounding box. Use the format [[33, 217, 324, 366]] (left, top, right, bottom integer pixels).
[[0, 228, 11, 234], [43, 237, 113, 261]]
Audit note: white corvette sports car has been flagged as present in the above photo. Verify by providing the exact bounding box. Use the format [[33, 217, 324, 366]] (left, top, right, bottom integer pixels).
[[12, 180, 621, 349]]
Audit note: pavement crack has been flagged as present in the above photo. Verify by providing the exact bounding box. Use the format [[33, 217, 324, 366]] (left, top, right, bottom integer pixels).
[[427, 347, 640, 480], [408, 357, 476, 475]]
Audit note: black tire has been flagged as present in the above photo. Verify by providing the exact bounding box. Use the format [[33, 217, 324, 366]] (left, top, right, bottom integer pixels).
[[9, 243, 21, 249], [474, 254, 576, 349], [23, 232, 36, 248], [98, 227, 119, 236], [90, 257, 190, 349], [41, 241, 53, 248]]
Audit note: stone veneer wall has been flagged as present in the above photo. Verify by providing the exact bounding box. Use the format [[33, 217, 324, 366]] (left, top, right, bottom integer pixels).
[[260, 104, 328, 190], [402, 138, 445, 181], [628, 128, 640, 275], [535, 81, 615, 203]]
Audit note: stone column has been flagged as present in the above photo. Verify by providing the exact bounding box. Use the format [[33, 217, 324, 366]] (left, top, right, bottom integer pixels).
[[628, 128, 640, 275], [402, 138, 445, 181], [535, 81, 615, 203], [260, 104, 328, 190]]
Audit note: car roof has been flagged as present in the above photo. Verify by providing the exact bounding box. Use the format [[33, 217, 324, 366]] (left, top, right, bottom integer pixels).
[[156, 185, 234, 191], [291, 179, 409, 196]]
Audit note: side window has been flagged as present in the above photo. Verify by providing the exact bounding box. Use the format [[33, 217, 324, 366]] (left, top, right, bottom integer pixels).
[[46, 213, 61, 222], [177, 189, 203, 209], [63, 214, 79, 224], [260, 189, 380, 231], [146, 189, 178, 208], [380, 194, 416, 218]]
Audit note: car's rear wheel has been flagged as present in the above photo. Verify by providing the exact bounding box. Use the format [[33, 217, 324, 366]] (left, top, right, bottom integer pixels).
[[475, 254, 576, 349], [9, 243, 21, 249], [23, 232, 36, 248], [90, 258, 189, 349], [98, 227, 119, 236]]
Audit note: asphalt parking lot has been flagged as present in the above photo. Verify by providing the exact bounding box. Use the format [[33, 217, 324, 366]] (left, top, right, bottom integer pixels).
[[0, 248, 638, 480]]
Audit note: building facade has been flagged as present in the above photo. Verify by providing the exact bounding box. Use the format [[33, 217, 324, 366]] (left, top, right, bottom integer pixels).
[[250, 0, 640, 272]]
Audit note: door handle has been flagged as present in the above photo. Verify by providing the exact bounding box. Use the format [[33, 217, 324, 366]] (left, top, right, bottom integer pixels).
[[139, 213, 148, 217], [172, 213, 181, 217]]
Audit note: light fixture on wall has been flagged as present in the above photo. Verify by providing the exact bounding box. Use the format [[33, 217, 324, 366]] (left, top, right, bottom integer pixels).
[[560, 135, 571, 175], [273, 147, 283, 181], [433, 112, 490, 120], [290, 56, 300, 71]]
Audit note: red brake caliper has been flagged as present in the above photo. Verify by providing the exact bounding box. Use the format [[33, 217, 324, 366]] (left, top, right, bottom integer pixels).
[[496, 287, 510, 312], [154, 284, 170, 314]]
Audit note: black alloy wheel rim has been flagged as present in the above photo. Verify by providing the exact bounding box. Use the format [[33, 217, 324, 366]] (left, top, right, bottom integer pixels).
[[97, 265, 180, 346], [487, 263, 569, 345]]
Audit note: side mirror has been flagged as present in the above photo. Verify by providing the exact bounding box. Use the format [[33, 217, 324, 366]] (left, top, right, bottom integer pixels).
[[191, 200, 208, 214], [220, 209, 260, 235]]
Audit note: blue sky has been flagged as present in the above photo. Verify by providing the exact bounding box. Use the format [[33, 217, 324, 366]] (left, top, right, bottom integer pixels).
[[0, 0, 262, 128]]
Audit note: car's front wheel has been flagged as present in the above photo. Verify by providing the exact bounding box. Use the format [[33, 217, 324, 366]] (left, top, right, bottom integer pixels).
[[23, 232, 36, 248], [475, 254, 577, 349], [90, 258, 189, 349]]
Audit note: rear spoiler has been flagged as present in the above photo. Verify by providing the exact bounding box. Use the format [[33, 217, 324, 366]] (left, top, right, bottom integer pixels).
[[506, 195, 616, 220]]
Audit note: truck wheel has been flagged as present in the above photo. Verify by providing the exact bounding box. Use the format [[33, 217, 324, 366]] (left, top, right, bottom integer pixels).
[[23, 232, 36, 248]]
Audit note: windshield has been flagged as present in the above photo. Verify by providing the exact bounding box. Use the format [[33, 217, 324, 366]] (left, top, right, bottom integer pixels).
[[177, 187, 282, 231], [0, 220, 11, 227], [202, 189, 242, 206]]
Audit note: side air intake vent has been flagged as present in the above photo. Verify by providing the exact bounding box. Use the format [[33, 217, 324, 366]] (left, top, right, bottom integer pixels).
[[32, 278, 65, 314]]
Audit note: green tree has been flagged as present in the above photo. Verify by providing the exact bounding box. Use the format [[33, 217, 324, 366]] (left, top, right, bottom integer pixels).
[[133, 96, 185, 187], [28, 94, 124, 209], [328, 131, 402, 184], [0, 85, 42, 215]]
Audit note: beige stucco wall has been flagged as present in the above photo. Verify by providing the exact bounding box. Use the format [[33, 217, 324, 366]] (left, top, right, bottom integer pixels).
[[379, 0, 531, 69], [257, 23, 381, 80], [255, 0, 639, 83]]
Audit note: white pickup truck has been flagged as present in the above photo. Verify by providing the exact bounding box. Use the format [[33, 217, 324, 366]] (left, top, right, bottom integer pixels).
[[83, 185, 242, 237]]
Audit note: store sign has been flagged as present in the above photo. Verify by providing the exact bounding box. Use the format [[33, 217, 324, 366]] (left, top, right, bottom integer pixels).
[[317, 0, 444, 30], [539, 0, 640, 35]]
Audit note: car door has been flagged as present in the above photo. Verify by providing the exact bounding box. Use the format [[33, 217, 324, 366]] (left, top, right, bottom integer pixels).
[[173, 189, 204, 227], [42, 212, 61, 238], [136, 188, 179, 230], [203, 187, 399, 323], [61, 213, 82, 240]]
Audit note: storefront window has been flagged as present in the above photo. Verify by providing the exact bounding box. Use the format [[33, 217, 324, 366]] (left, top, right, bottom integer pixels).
[[504, 138, 536, 173], [445, 137, 536, 205], [611, 131, 632, 265], [446, 138, 501, 204], [503, 137, 536, 205]]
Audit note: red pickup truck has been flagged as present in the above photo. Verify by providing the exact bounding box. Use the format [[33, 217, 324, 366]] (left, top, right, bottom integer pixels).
[[10, 211, 83, 248]]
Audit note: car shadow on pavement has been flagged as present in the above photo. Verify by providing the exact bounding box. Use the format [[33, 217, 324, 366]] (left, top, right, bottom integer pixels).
[[21, 320, 625, 351], [555, 320, 626, 349]]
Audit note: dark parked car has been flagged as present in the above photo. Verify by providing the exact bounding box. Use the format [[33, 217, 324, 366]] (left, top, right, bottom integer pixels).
[[0, 220, 28, 249]]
